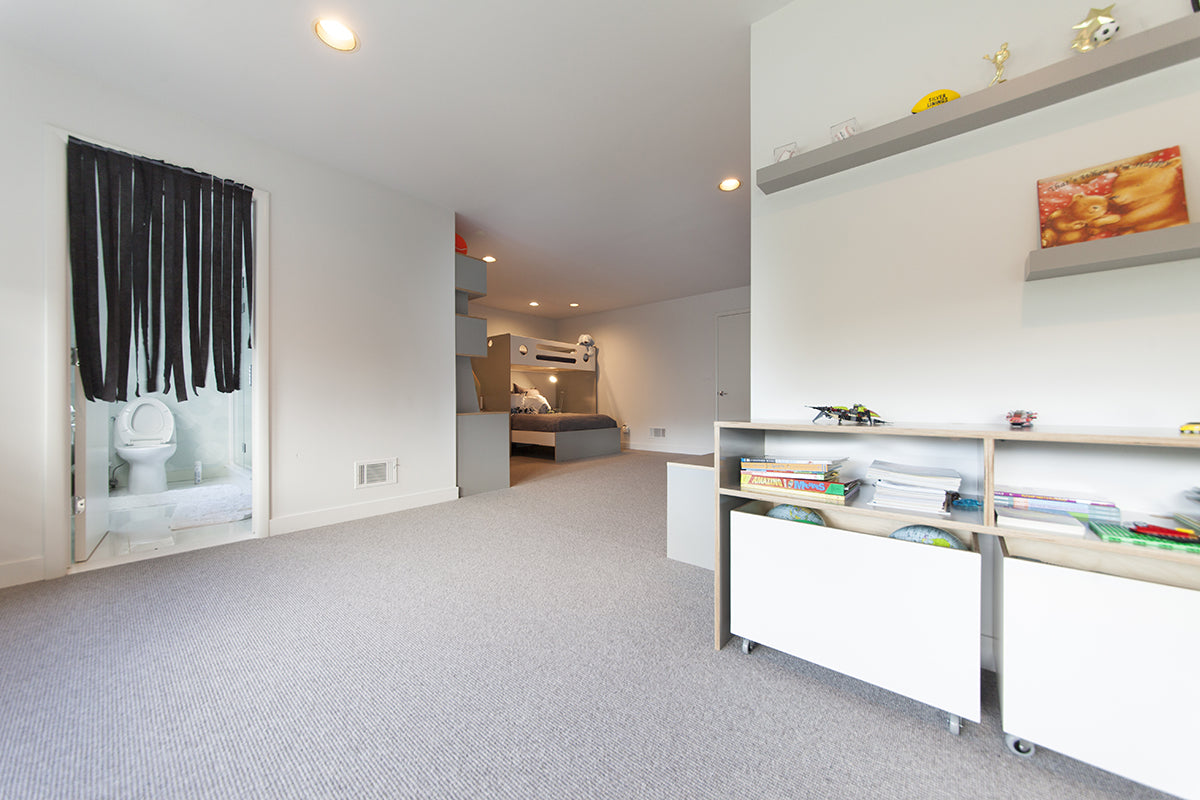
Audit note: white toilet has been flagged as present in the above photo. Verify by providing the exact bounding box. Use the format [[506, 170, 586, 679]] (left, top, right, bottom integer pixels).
[[115, 397, 177, 495]]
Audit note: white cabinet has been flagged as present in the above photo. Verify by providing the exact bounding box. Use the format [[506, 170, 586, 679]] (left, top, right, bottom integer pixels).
[[731, 502, 980, 723], [667, 461, 715, 570], [1001, 556, 1200, 800]]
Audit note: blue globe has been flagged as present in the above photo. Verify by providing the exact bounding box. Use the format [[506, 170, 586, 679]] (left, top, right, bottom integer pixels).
[[889, 524, 968, 550], [766, 505, 826, 525]]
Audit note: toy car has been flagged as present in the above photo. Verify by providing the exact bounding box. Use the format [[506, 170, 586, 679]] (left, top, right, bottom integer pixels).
[[1181, 422, 1200, 435], [1006, 410, 1037, 428]]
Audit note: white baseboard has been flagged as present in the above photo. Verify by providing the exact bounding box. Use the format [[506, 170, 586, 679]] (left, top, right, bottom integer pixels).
[[0, 557, 47, 590], [268, 486, 459, 536], [628, 440, 708, 455]]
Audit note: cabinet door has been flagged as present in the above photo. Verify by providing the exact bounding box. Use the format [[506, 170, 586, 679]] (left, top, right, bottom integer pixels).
[[731, 510, 981, 721], [1002, 557, 1200, 800]]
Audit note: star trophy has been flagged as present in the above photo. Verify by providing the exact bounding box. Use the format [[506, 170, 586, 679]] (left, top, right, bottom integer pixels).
[[1072, 5, 1120, 53]]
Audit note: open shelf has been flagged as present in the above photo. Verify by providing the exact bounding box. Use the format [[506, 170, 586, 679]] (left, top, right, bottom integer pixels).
[[755, 13, 1200, 195], [720, 484, 987, 531], [1025, 223, 1200, 281], [454, 253, 487, 299], [721, 420, 1200, 448]]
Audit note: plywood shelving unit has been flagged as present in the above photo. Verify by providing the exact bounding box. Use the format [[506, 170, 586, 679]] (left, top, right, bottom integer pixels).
[[715, 420, 1200, 797]]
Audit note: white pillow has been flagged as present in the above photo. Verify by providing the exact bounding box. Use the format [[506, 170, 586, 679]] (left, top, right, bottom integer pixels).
[[520, 389, 551, 413]]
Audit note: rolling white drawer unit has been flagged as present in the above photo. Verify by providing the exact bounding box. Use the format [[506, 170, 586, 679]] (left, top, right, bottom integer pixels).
[[715, 420, 1200, 798]]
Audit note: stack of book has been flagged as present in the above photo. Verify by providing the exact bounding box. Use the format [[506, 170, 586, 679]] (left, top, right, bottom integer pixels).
[[993, 486, 1121, 523], [1089, 520, 1200, 554], [864, 460, 962, 517], [739, 456, 858, 505], [994, 506, 1087, 537]]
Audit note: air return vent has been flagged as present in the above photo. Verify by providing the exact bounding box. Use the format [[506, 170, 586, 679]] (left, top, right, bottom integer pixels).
[[650, 427, 667, 439], [354, 459, 397, 488]]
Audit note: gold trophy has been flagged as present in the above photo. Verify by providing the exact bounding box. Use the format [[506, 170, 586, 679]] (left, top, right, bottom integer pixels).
[[984, 43, 1010, 86]]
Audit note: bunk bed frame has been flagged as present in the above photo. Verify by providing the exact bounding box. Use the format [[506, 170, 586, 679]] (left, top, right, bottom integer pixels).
[[472, 333, 621, 462]]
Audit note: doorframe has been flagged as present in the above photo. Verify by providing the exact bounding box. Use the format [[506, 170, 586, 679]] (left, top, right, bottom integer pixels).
[[714, 308, 751, 422], [42, 126, 271, 579]]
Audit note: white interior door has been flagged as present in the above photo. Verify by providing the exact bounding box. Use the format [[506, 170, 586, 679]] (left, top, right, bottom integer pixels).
[[716, 311, 750, 421], [71, 361, 110, 562]]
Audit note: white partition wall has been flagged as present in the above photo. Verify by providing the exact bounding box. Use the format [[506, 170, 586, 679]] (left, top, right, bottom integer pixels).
[[749, 0, 1200, 430]]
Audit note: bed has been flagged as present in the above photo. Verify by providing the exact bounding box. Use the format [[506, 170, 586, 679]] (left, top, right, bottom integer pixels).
[[472, 333, 622, 462], [510, 410, 620, 462]]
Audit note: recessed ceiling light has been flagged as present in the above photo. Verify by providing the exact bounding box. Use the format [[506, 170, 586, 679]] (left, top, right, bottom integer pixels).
[[529, 301, 539, 307], [570, 303, 579, 308], [482, 255, 496, 263], [719, 177, 741, 192], [314, 19, 359, 52]]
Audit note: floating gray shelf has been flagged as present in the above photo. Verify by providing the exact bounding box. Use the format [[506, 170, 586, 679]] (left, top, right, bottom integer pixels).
[[1025, 223, 1200, 281], [455, 253, 487, 300], [756, 14, 1200, 195]]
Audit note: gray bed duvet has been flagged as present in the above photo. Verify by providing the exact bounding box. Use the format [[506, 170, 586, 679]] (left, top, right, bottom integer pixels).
[[510, 412, 617, 432]]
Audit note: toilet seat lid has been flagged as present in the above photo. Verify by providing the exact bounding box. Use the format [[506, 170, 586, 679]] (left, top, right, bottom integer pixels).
[[116, 397, 175, 444]]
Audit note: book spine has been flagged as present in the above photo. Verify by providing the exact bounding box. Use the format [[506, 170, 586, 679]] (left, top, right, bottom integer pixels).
[[994, 495, 1120, 518], [741, 456, 843, 465], [741, 474, 849, 495], [739, 462, 837, 472], [994, 490, 1117, 508], [753, 487, 852, 505], [867, 500, 949, 516], [741, 469, 837, 480]]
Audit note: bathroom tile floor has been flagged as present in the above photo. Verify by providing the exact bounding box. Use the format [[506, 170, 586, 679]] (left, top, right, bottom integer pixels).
[[72, 476, 256, 573]]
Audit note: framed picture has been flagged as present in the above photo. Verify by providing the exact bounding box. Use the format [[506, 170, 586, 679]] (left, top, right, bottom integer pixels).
[[1037, 146, 1189, 248]]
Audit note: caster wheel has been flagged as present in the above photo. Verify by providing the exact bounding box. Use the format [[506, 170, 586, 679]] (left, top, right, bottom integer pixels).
[[742, 638, 756, 655], [1005, 733, 1035, 758]]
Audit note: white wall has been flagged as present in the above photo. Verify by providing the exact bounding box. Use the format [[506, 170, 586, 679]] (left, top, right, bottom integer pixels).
[[751, 0, 1200, 429], [474, 303, 560, 340], [559, 287, 750, 455], [0, 45, 457, 587]]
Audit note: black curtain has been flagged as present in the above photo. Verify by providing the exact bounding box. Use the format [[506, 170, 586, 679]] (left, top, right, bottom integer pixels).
[[67, 137, 254, 402]]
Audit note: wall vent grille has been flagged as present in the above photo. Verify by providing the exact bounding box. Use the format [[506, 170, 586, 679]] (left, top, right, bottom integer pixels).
[[355, 459, 396, 488], [650, 427, 667, 439]]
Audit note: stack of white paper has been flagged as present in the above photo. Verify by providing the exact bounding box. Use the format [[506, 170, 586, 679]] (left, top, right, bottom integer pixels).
[[995, 507, 1087, 537]]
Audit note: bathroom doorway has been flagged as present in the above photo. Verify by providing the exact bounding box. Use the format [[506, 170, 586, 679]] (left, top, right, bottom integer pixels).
[[69, 275, 257, 567], [47, 131, 271, 576], [61, 172, 270, 573]]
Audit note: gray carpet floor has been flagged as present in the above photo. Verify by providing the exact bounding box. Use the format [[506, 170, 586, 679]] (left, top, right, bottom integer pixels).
[[0, 450, 1177, 799]]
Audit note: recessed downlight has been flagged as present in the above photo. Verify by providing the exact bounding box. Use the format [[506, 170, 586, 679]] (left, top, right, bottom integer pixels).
[[482, 255, 496, 263], [569, 303, 579, 308], [529, 301, 539, 307], [719, 177, 741, 192], [314, 19, 359, 52]]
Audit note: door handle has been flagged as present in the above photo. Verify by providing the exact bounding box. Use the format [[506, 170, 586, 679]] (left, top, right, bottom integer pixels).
[[718, 390, 728, 396]]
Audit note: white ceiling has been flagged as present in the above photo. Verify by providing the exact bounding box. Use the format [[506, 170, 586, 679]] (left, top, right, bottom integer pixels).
[[1, 0, 793, 319]]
